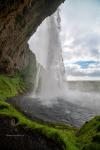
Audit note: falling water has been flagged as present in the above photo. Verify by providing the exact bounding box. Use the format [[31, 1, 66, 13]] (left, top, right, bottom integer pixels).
[[28, 8, 100, 112], [28, 9, 65, 100]]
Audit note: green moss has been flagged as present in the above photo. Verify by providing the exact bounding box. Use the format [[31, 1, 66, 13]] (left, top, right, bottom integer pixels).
[[0, 74, 25, 100], [77, 116, 100, 150]]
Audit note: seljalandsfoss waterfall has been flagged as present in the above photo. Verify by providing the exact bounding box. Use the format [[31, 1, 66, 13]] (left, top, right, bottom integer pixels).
[[8, 6, 100, 127], [29, 9, 66, 103], [7, 7, 99, 127]]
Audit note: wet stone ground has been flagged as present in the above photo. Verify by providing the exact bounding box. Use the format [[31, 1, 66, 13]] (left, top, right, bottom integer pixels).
[[8, 96, 96, 127]]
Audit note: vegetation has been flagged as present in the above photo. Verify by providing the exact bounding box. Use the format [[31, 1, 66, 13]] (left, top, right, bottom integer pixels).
[[0, 74, 100, 150], [0, 74, 25, 100], [77, 116, 100, 150]]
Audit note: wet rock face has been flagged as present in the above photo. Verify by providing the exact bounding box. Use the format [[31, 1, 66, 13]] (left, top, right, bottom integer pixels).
[[0, 0, 64, 73]]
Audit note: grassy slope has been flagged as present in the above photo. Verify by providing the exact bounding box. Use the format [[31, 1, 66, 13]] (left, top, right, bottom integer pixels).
[[0, 74, 25, 100], [77, 116, 100, 150], [0, 74, 100, 150]]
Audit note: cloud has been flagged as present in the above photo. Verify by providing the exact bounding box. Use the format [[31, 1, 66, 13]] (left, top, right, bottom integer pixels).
[[65, 61, 100, 78], [60, 0, 100, 79], [62, 33, 100, 62]]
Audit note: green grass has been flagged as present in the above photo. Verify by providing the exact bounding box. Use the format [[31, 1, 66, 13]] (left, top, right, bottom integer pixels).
[[0, 74, 100, 150]]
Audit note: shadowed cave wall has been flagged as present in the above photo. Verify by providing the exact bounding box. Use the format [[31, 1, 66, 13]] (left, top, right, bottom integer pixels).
[[0, 0, 65, 75]]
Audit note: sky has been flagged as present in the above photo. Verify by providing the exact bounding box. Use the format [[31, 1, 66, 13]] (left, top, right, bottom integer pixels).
[[60, 0, 100, 80]]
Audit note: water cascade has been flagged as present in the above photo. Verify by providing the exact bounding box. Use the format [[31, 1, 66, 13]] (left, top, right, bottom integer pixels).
[[28, 9, 65, 101], [28, 8, 100, 112]]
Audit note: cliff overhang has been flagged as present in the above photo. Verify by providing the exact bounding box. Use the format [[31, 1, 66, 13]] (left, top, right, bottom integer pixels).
[[0, 0, 65, 73]]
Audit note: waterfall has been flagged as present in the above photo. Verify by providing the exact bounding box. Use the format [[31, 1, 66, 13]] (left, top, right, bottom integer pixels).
[[28, 8, 100, 111], [28, 9, 65, 100]]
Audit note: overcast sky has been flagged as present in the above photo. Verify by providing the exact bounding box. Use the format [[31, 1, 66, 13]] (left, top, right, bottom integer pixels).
[[60, 0, 100, 80]]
